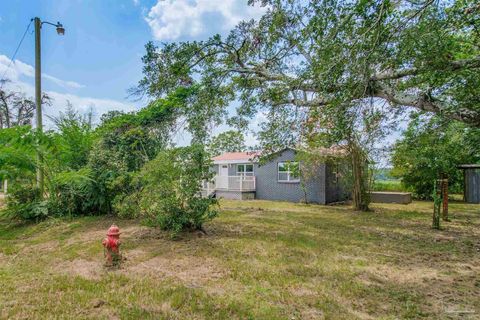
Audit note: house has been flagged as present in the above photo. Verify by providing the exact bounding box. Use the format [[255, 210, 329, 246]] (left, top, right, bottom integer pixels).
[[204, 147, 348, 204]]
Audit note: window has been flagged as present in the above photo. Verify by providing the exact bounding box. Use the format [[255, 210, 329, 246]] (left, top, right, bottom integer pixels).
[[237, 164, 254, 176], [278, 161, 300, 182]]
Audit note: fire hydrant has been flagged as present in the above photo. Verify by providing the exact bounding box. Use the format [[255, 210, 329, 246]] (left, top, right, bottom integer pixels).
[[102, 224, 121, 267]]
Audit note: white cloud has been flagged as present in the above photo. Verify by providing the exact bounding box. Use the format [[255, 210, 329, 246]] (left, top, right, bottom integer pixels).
[[145, 0, 266, 41], [0, 55, 85, 89], [133, 0, 140, 6], [0, 55, 136, 128], [2, 80, 136, 128]]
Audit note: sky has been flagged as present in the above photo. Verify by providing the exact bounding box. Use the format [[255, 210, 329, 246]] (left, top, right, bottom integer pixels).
[[0, 0, 265, 136]]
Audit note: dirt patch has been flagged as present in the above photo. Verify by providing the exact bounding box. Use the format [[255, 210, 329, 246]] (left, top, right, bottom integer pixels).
[[126, 255, 227, 286], [54, 258, 105, 280]]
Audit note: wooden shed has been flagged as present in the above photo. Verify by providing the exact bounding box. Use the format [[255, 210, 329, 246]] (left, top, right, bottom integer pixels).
[[458, 164, 480, 204]]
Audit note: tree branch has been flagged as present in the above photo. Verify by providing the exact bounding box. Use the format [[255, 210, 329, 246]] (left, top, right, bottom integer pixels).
[[371, 55, 480, 81], [373, 84, 480, 127]]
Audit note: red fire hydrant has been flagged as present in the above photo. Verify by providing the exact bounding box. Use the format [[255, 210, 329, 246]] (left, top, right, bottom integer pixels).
[[102, 224, 121, 267]]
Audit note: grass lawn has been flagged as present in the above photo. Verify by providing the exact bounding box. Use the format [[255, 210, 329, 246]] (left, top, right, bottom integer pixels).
[[0, 199, 479, 319]]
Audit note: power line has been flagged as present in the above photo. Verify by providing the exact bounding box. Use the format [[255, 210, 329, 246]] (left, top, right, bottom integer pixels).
[[0, 19, 33, 89]]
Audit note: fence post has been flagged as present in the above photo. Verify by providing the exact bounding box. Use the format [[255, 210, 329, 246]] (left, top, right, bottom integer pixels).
[[441, 176, 449, 221], [432, 179, 442, 229]]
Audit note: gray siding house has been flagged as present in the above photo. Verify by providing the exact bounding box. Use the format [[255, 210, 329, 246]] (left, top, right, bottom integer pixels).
[[204, 148, 347, 204]]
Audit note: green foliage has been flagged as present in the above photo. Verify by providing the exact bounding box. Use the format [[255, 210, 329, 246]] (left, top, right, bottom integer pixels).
[[47, 168, 102, 217], [84, 89, 191, 215], [116, 146, 218, 235], [207, 130, 246, 156], [3, 168, 104, 220], [94, 89, 189, 172], [1, 85, 220, 230], [392, 115, 480, 199], [0, 126, 37, 181], [51, 104, 94, 170], [3, 184, 48, 221]]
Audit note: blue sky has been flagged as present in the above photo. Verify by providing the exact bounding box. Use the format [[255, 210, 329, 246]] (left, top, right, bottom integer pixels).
[[0, 0, 265, 125]]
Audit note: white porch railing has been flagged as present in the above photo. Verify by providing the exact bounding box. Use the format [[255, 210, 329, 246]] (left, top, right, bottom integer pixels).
[[203, 175, 256, 195]]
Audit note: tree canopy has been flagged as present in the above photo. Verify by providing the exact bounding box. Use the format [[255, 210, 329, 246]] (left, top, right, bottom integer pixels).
[[392, 114, 480, 198], [207, 130, 246, 156], [136, 0, 480, 131]]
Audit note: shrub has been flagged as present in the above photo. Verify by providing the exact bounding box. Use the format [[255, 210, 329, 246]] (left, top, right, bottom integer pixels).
[[116, 146, 218, 235], [48, 168, 102, 216], [3, 184, 48, 221], [3, 169, 106, 220]]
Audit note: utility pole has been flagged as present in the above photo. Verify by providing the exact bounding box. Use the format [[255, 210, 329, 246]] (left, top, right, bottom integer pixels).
[[34, 17, 43, 196], [32, 17, 65, 197]]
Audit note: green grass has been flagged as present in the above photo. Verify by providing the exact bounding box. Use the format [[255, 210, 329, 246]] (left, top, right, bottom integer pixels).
[[372, 179, 406, 192], [1, 199, 479, 319]]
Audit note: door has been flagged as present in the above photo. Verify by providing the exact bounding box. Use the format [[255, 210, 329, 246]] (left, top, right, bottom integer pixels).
[[217, 165, 229, 189]]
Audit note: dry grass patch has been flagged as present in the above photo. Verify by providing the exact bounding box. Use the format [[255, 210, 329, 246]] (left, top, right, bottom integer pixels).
[[127, 256, 227, 286]]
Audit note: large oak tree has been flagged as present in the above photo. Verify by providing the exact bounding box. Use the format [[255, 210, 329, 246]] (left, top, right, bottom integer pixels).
[[136, 0, 480, 210]]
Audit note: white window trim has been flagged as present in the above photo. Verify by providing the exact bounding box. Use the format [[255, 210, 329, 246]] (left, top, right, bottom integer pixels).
[[236, 163, 254, 176], [278, 161, 300, 182]]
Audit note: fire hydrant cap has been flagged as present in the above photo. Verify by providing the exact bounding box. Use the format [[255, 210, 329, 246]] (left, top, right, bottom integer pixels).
[[106, 224, 121, 236]]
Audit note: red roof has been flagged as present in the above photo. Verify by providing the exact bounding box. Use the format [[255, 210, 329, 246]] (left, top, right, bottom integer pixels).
[[212, 151, 260, 162]]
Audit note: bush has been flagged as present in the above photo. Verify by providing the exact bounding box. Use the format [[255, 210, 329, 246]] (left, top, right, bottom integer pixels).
[[3, 169, 106, 220], [47, 168, 104, 217], [3, 184, 48, 221], [115, 146, 218, 235]]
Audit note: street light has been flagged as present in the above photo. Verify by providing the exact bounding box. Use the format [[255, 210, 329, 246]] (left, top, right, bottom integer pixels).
[[33, 17, 65, 197], [56, 23, 65, 35]]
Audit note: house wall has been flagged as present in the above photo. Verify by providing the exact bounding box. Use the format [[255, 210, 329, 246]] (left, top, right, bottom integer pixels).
[[255, 149, 326, 204]]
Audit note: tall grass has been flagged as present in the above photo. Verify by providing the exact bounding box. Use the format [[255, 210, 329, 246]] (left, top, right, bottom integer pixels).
[[372, 179, 407, 192]]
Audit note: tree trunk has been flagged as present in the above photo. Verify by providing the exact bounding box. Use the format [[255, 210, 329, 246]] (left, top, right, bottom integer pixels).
[[350, 142, 370, 211]]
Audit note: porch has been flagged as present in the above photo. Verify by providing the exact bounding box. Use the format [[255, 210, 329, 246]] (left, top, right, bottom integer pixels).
[[202, 175, 256, 198]]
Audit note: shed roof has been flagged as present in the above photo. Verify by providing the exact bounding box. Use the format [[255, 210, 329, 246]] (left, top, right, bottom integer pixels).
[[458, 164, 480, 169]]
